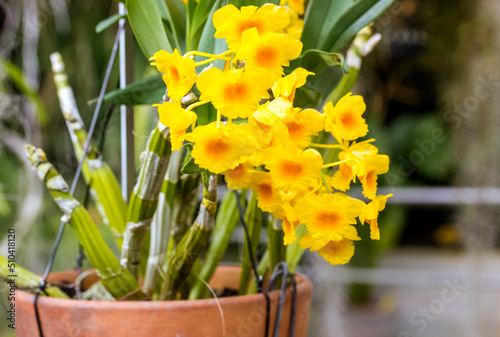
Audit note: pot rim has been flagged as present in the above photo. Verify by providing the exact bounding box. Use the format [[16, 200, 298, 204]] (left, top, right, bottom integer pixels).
[[16, 265, 312, 310]]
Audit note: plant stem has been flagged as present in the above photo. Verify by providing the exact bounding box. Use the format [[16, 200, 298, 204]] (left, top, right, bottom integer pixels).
[[121, 126, 172, 279], [188, 190, 244, 300], [160, 175, 217, 300], [286, 224, 308, 273], [0, 255, 69, 299], [50, 52, 127, 247], [267, 216, 286, 279], [171, 173, 201, 246], [143, 150, 181, 296], [25, 145, 145, 300]]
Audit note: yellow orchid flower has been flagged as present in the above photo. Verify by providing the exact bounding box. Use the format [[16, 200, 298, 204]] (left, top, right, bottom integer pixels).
[[196, 67, 274, 119], [213, 4, 290, 52], [185, 122, 260, 174], [223, 162, 253, 190], [236, 28, 302, 79], [280, 0, 306, 15], [272, 67, 313, 103], [282, 108, 325, 149], [251, 171, 284, 216], [360, 194, 393, 240], [324, 92, 368, 141], [299, 233, 356, 265], [150, 49, 197, 103], [295, 193, 363, 242], [155, 102, 197, 151], [265, 145, 323, 193], [284, 7, 304, 39], [358, 155, 390, 199]]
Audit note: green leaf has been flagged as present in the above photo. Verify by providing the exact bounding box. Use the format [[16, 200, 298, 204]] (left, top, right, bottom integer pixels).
[[322, 0, 395, 52], [126, 0, 172, 59], [302, 0, 394, 52], [295, 49, 346, 75], [294, 87, 322, 109], [95, 13, 127, 33], [90, 73, 165, 106], [189, 0, 218, 50], [181, 154, 205, 174], [301, 0, 357, 50], [194, 101, 218, 126], [229, 0, 279, 7], [153, 0, 185, 52], [181, 144, 206, 174], [165, 0, 187, 52], [193, 0, 228, 70]]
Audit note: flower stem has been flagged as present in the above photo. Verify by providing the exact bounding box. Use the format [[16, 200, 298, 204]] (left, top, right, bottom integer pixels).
[[322, 159, 356, 169], [309, 143, 346, 150]]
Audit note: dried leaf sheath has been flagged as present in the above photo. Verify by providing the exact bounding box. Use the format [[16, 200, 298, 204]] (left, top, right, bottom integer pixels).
[[160, 175, 218, 300], [143, 150, 182, 296], [121, 126, 171, 278]]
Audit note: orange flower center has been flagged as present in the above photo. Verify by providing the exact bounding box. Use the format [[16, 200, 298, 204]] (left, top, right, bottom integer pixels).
[[364, 169, 377, 191], [168, 66, 180, 82], [339, 110, 358, 128], [279, 160, 304, 179], [204, 137, 230, 160], [256, 45, 278, 68], [225, 82, 249, 101], [238, 21, 263, 36], [316, 210, 342, 229], [285, 120, 304, 139], [323, 240, 345, 254], [256, 183, 273, 202]]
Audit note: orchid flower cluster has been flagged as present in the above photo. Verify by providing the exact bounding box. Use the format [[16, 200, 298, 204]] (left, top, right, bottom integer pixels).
[[150, 3, 391, 266]]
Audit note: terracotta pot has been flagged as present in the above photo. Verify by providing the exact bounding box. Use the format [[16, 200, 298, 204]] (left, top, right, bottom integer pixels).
[[16, 265, 312, 337]]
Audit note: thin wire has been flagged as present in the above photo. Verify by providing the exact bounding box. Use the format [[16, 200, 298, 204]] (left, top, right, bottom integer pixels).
[[34, 27, 124, 337], [233, 190, 271, 337], [233, 190, 262, 286], [69, 27, 123, 196], [268, 262, 298, 337]]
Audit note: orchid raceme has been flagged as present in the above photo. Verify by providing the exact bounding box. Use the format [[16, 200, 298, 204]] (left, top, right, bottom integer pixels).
[[7, 1, 398, 307], [146, 3, 392, 268]]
